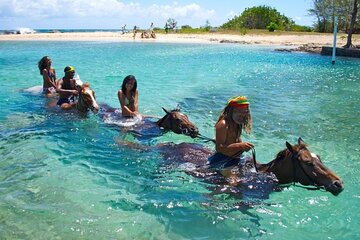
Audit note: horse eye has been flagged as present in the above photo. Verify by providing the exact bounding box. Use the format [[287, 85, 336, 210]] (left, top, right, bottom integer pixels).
[[305, 162, 314, 166]]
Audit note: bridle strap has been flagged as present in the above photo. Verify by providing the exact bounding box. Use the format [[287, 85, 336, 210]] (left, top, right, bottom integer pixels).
[[290, 150, 323, 190]]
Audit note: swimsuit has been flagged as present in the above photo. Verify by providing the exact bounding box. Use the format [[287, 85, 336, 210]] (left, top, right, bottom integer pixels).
[[208, 152, 245, 169], [43, 69, 56, 94], [57, 78, 76, 105], [43, 87, 56, 94], [57, 96, 75, 106]]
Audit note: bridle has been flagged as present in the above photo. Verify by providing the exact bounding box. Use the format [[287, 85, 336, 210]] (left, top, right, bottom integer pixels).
[[76, 90, 95, 112], [289, 150, 325, 191], [160, 111, 193, 136]]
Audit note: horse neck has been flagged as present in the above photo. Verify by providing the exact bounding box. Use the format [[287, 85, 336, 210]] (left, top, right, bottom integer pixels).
[[156, 114, 169, 129], [76, 92, 88, 112], [259, 150, 295, 184]]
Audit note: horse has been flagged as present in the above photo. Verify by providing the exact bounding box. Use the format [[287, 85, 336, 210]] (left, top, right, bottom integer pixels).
[[101, 104, 199, 139], [75, 82, 100, 114], [156, 138, 344, 196], [155, 106, 198, 138], [255, 137, 344, 195]]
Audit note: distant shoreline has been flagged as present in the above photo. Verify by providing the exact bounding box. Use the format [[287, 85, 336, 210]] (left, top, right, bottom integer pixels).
[[1, 31, 359, 54]]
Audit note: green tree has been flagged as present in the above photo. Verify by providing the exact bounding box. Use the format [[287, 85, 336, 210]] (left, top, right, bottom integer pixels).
[[221, 5, 296, 31], [309, 0, 359, 33]]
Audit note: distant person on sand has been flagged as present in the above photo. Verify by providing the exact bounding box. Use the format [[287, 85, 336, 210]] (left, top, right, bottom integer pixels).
[[56, 66, 78, 110], [121, 24, 127, 34], [133, 25, 137, 39], [118, 75, 139, 117], [149, 22, 156, 38], [208, 96, 254, 176], [38, 56, 57, 97], [172, 22, 177, 33]]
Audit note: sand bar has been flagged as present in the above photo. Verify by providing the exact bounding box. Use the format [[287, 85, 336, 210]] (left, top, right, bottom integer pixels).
[[0, 31, 358, 48]]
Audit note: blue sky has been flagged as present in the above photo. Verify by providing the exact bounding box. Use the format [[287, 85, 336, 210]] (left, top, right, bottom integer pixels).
[[0, 0, 315, 30]]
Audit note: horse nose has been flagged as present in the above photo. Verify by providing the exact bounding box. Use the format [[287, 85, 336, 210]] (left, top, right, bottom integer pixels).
[[92, 105, 100, 114], [329, 180, 344, 196], [190, 127, 199, 138]]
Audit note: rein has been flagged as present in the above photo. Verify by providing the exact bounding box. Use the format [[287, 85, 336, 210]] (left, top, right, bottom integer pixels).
[[196, 133, 215, 143]]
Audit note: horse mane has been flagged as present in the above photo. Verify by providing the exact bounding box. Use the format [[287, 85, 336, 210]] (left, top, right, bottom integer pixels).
[[82, 82, 90, 89], [273, 142, 308, 164]]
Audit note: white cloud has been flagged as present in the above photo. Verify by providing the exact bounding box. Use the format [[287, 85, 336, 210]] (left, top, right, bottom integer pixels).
[[0, 0, 214, 20]]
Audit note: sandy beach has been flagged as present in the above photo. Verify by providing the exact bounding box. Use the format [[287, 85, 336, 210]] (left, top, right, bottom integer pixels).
[[1, 31, 358, 47]]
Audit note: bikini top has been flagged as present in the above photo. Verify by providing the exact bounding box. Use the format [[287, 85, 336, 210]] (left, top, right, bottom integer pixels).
[[47, 69, 56, 81], [124, 94, 134, 107]]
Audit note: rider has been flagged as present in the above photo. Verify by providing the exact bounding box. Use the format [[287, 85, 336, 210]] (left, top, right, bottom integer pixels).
[[208, 96, 254, 173], [117, 75, 140, 117], [38, 56, 57, 96], [56, 66, 78, 110]]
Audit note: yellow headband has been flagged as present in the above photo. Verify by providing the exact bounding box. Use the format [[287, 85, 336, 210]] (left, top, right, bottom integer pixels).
[[64, 66, 75, 72]]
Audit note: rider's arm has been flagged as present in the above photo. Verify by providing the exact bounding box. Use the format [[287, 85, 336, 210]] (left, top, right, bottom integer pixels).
[[56, 79, 78, 95], [215, 120, 253, 154], [133, 90, 138, 112], [42, 69, 56, 88]]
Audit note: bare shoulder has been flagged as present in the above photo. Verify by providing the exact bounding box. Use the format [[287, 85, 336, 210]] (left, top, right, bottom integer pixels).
[[215, 119, 227, 130]]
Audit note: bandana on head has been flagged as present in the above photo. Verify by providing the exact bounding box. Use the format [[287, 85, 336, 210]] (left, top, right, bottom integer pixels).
[[64, 66, 75, 73], [226, 96, 249, 109]]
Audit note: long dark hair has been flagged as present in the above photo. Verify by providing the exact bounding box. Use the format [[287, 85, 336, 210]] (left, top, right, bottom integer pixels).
[[121, 75, 137, 95], [216, 105, 252, 136], [38, 56, 50, 75]]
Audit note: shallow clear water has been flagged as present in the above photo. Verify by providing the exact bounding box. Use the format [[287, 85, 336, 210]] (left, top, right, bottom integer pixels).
[[0, 41, 359, 239]]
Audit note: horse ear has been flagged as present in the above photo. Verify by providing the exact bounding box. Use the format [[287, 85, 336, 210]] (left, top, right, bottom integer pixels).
[[176, 104, 180, 111], [298, 137, 305, 146], [162, 107, 170, 114], [286, 141, 294, 153]]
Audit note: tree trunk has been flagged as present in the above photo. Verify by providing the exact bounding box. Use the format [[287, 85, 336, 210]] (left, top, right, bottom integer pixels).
[[345, 0, 359, 48]]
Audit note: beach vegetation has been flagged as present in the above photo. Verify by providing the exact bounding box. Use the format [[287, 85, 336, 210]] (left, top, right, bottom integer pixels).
[[266, 22, 278, 32], [309, 0, 359, 34], [220, 5, 311, 32]]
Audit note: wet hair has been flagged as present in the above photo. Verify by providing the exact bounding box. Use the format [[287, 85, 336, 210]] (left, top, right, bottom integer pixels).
[[38, 56, 50, 75], [121, 75, 137, 95], [216, 105, 252, 136]]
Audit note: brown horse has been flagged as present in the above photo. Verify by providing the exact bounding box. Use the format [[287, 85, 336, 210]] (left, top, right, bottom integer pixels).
[[253, 138, 344, 195], [100, 104, 199, 139], [156, 106, 199, 138], [157, 138, 344, 196], [76, 83, 100, 114]]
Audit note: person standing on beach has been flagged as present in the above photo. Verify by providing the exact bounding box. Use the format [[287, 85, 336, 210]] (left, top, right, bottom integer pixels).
[[121, 24, 127, 34], [38, 56, 57, 97], [208, 96, 254, 176], [118, 75, 139, 117], [133, 25, 137, 39], [56, 66, 78, 110], [149, 22, 156, 38]]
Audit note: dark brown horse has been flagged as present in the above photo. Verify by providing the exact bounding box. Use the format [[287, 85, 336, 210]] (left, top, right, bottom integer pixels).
[[76, 83, 100, 114], [157, 138, 344, 196], [256, 138, 344, 195], [100, 104, 199, 139], [156, 106, 199, 138]]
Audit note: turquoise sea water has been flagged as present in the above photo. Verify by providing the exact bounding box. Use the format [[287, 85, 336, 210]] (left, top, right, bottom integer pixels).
[[0, 40, 359, 239]]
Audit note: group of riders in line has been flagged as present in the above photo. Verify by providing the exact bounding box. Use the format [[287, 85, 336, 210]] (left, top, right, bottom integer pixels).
[[38, 55, 254, 174], [37, 55, 345, 195]]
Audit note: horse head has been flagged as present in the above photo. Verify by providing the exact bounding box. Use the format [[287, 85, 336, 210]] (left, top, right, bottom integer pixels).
[[260, 138, 344, 195], [156, 105, 199, 138], [76, 82, 100, 114]]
